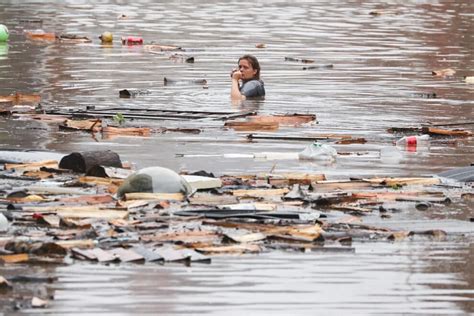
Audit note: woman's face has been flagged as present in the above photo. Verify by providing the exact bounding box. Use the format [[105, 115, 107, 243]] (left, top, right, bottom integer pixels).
[[238, 59, 257, 80]]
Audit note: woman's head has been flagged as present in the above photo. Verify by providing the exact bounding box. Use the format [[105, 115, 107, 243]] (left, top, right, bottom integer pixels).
[[238, 55, 261, 80]]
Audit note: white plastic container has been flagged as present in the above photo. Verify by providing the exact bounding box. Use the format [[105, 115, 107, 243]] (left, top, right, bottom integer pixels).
[[298, 142, 337, 161], [396, 134, 430, 150]]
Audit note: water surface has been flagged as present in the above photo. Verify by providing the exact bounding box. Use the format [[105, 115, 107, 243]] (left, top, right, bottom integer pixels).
[[0, 0, 473, 314]]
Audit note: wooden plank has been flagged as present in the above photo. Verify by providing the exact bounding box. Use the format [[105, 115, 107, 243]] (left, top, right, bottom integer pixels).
[[71, 247, 97, 260], [351, 192, 445, 201], [0, 253, 29, 263], [57, 194, 115, 205], [4, 160, 58, 171], [224, 121, 279, 131], [362, 177, 441, 186], [124, 192, 185, 201], [422, 127, 472, 137], [223, 232, 267, 243], [109, 248, 144, 262], [189, 194, 239, 206], [0, 93, 41, 105], [56, 209, 128, 220], [102, 126, 152, 137], [196, 244, 262, 254], [22, 170, 54, 179], [60, 119, 102, 132], [247, 114, 316, 126], [78, 176, 124, 186], [24, 31, 56, 41], [55, 240, 95, 249], [89, 248, 116, 262], [141, 230, 219, 243], [231, 188, 290, 197], [312, 180, 374, 191]]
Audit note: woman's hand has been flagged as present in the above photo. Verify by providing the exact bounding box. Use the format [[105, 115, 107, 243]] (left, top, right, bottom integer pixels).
[[231, 69, 242, 80]]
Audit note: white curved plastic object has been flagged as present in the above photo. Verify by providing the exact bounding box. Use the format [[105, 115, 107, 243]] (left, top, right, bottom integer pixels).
[[396, 135, 430, 147], [298, 142, 337, 161]]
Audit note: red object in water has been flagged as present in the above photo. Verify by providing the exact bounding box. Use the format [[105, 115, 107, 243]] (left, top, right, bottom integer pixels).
[[121, 36, 143, 45], [406, 136, 417, 152], [32, 213, 44, 220]]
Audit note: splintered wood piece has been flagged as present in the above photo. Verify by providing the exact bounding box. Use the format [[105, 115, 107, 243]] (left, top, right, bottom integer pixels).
[[60, 119, 102, 132], [224, 120, 279, 131]]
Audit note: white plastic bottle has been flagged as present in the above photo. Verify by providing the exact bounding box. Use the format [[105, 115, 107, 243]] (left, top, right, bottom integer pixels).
[[298, 142, 337, 161], [395, 134, 430, 150]]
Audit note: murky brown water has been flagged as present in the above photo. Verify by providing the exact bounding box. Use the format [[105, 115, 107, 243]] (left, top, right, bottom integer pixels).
[[0, 0, 473, 314]]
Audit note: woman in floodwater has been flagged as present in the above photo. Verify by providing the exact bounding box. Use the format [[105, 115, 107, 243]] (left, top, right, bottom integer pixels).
[[230, 54, 265, 100]]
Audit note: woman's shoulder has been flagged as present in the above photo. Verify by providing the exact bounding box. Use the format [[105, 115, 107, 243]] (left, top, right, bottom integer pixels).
[[241, 79, 265, 97]]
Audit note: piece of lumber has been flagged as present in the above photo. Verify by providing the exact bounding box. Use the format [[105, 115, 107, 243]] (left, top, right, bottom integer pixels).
[[124, 192, 185, 201], [224, 121, 279, 131], [421, 127, 472, 137]]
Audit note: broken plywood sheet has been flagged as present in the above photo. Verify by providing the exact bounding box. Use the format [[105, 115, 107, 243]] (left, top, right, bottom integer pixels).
[[182, 175, 222, 190]]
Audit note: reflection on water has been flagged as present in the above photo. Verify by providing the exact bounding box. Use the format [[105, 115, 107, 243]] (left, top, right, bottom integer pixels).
[[44, 242, 474, 315], [0, 0, 473, 314]]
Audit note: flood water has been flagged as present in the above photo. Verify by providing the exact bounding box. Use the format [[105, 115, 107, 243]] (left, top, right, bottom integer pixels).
[[0, 0, 473, 314]]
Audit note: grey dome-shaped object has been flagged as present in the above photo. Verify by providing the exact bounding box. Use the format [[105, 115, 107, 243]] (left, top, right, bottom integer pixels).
[[116, 167, 192, 198]]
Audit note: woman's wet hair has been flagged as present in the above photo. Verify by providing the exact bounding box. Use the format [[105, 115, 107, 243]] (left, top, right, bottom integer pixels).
[[238, 55, 261, 79]]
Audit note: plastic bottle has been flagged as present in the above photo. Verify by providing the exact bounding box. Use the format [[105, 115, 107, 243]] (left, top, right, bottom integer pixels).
[[395, 134, 430, 152], [0, 24, 9, 42], [298, 142, 337, 161]]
